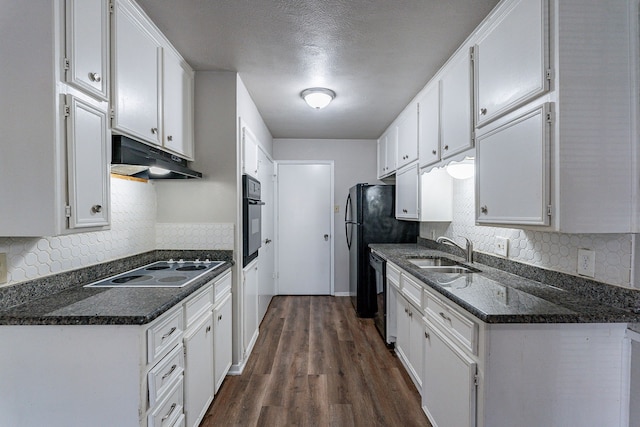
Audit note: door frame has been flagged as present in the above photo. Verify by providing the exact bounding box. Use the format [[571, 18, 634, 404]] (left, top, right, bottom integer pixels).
[[274, 160, 335, 296]]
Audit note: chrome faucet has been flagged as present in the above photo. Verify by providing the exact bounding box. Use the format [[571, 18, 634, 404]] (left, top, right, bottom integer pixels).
[[436, 236, 474, 263]]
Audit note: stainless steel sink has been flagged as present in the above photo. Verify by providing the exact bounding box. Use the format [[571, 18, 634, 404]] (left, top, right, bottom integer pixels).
[[420, 266, 477, 274], [408, 257, 480, 273]]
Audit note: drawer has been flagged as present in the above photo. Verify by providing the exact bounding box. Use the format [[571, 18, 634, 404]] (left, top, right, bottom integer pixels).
[[425, 293, 478, 355], [401, 274, 423, 309], [148, 344, 184, 406], [148, 377, 184, 427], [386, 262, 401, 290], [172, 413, 185, 427], [148, 307, 184, 364], [214, 270, 232, 300], [184, 284, 213, 328]]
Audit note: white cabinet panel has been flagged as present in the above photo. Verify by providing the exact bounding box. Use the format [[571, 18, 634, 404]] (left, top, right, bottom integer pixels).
[[395, 294, 422, 390], [476, 104, 550, 226], [163, 48, 194, 159], [420, 167, 452, 222], [112, 0, 162, 145], [395, 162, 419, 220], [423, 318, 477, 427], [396, 104, 419, 169], [242, 126, 259, 178], [65, 0, 109, 100], [418, 82, 440, 168], [183, 313, 214, 427], [440, 49, 473, 160], [65, 95, 110, 228], [242, 261, 259, 361], [475, 0, 548, 127], [214, 292, 233, 393]]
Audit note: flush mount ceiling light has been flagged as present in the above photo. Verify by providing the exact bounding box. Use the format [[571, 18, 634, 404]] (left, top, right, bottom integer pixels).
[[301, 87, 336, 109], [445, 157, 475, 180]]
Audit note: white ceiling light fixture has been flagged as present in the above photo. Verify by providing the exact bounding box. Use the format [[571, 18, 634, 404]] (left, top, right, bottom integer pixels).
[[301, 87, 336, 109], [445, 157, 475, 180]]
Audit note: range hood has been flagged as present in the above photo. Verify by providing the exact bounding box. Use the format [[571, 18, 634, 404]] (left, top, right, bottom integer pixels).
[[111, 135, 202, 179]]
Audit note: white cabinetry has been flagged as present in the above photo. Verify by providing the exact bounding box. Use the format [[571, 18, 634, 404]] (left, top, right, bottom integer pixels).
[[377, 129, 397, 179], [0, 0, 110, 237], [420, 167, 453, 222], [65, 0, 110, 100], [242, 126, 260, 178], [395, 162, 420, 220], [476, 104, 550, 226], [440, 49, 473, 160], [112, 0, 195, 159], [396, 104, 419, 169], [417, 82, 440, 168], [213, 271, 233, 393], [241, 260, 259, 364], [474, 0, 549, 127]]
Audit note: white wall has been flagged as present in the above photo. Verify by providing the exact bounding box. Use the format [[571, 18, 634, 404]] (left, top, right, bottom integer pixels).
[[273, 138, 379, 294], [421, 175, 636, 289], [237, 75, 273, 156]]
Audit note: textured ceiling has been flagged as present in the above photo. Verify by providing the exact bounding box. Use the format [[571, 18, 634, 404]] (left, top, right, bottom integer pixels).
[[135, 0, 500, 139]]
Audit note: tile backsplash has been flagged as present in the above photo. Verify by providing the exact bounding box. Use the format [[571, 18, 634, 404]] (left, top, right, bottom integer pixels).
[[421, 177, 635, 289], [0, 177, 234, 287]]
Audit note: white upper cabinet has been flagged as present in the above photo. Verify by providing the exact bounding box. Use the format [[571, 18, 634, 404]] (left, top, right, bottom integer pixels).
[[396, 104, 419, 169], [112, 0, 162, 146], [440, 49, 473, 160], [474, 0, 549, 127], [377, 128, 398, 179], [163, 49, 195, 159], [66, 95, 111, 228], [396, 162, 420, 220], [112, 0, 195, 159], [242, 126, 259, 178], [420, 167, 453, 222], [476, 104, 550, 226], [418, 82, 440, 169], [65, 0, 110, 100], [377, 135, 387, 178]]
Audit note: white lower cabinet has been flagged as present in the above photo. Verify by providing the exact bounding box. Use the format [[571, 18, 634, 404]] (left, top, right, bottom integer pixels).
[[395, 293, 423, 391], [213, 272, 233, 393], [242, 260, 260, 363], [183, 313, 214, 427]]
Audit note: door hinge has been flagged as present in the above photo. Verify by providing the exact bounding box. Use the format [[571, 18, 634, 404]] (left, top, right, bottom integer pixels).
[[469, 46, 475, 62], [65, 205, 71, 218], [545, 68, 553, 81], [63, 105, 70, 118], [547, 204, 552, 216], [63, 58, 70, 71]]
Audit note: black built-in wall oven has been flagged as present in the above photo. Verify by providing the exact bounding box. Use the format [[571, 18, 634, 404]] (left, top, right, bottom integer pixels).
[[243, 175, 264, 266]]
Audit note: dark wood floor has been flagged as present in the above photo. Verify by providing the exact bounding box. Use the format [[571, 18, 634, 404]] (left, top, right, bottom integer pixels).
[[200, 296, 431, 427]]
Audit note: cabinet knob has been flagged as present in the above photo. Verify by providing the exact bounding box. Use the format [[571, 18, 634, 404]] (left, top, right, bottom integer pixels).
[[218, 314, 222, 321], [151, 127, 158, 135], [424, 331, 430, 340], [91, 204, 102, 214], [480, 205, 488, 214], [89, 72, 101, 82], [439, 311, 452, 322], [206, 325, 212, 333], [167, 135, 173, 141], [480, 108, 487, 116], [444, 145, 449, 151], [431, 150, 437, 155]]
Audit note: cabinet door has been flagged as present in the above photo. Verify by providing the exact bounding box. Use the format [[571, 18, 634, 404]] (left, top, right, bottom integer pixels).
[[184, 313, 214, 427], [475, 0, 548, 127], [112, 0, 161, 145], [65, 0, 109, 100], [65, 95, 110, 228], [242, 262, 259, 359], [420, 167, 453, 222], [214, 292, 232, 393], [395, 163, 419, 220], [163, 49, 194, 159], [409, 312, 424, 390], [242, 126, 259, 178], [476, 104, 549, 226], [441, 49, 473, 160], [418, 82, 440, 168], [386, 127, 398, 175], [377, 135, 387, 178], [395, 297, 410, 364], [423, 320, 477, 427], [396, 104, 419, 169]]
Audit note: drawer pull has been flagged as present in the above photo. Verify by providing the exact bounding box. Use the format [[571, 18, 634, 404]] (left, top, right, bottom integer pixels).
[[424, 331, 430, 339], [161, 364, 177, 380], [161, 327, 177, 341], [439, 312, 452, 322], [218, 314, 223, 321], [206, 325, 212, 333], [161, 403, 177, 422]]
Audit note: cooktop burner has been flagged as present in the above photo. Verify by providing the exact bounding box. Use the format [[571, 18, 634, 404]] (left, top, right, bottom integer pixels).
[[84, 259, 225, 288]]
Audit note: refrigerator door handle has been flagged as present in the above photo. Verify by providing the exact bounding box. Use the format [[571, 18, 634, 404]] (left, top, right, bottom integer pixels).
[[344, 193, 352, 223], [345, 222, 352, 250]]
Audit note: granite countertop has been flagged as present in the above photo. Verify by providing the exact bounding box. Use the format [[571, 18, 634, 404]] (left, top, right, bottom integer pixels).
[[370, 243, 640, 324], [0, 250, 234, 326]]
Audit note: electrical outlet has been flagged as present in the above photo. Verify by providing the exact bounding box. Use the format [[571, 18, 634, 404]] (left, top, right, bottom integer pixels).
[[577, 249, 595, 278], [495, 237, 509, 257], [0, 253, 7, 284]]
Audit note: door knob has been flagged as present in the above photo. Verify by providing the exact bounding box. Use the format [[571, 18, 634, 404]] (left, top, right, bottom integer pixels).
[[324, 234, 329, 241]]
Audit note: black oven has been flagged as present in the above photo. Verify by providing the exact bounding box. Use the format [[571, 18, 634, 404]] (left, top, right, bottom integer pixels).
[[243, 175, 264, 266]]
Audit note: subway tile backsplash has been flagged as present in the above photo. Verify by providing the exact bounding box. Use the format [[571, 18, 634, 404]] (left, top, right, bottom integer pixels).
[[420, 177, 635, 289]]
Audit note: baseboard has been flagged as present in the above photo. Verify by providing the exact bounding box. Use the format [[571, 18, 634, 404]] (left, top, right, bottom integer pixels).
[[333, 292, 350, 297]]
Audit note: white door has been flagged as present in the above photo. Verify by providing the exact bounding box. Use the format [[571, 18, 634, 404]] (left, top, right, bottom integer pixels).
[[277, 162, 333, 295], [257, 148, 275, 322]]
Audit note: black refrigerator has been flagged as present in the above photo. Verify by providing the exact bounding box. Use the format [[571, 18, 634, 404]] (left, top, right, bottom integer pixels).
[[345, 184, 419, 317]]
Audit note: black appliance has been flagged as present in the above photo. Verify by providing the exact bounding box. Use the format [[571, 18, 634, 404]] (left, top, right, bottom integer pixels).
[[243, 175, 264, 266], [111, 135, 203, 179], [369, 251, 389, 341], [345, 184, 418, 317]]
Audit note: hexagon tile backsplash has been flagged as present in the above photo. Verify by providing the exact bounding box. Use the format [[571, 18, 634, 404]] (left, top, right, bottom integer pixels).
[[0, 177, 234, 287], [421, 177, 635, 289]]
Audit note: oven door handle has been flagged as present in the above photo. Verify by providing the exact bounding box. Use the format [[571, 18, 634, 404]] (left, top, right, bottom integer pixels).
[[248, 200, 266, 205]]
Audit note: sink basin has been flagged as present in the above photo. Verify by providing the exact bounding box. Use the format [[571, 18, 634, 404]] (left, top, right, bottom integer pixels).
[[408, 257, 480, 273]]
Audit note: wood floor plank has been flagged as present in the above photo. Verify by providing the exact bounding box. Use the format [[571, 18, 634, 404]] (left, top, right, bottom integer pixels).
[[203, 296, 431, 427]]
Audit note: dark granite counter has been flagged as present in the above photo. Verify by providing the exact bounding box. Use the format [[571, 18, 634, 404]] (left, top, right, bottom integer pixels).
[[370, 243, 639, 324], [0, 250, 234, 326]]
